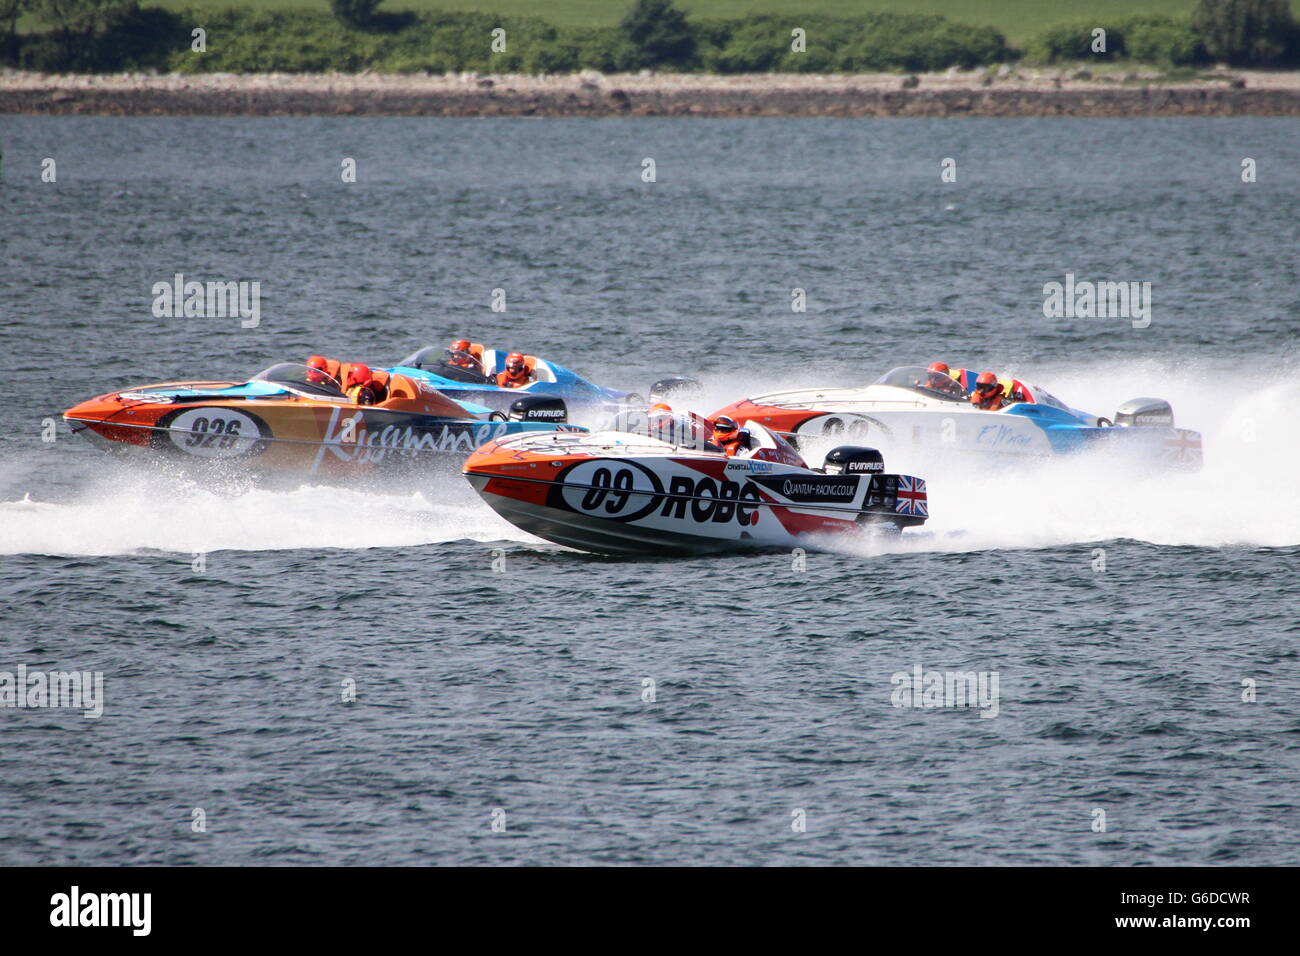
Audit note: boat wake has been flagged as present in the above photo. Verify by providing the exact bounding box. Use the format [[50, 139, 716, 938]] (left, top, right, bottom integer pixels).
[[2, 357, 1295, 558], [0, 467, 526, 557]]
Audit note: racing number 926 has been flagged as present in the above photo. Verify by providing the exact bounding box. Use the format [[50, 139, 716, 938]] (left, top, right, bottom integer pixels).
[[184, 416, 242, 450]]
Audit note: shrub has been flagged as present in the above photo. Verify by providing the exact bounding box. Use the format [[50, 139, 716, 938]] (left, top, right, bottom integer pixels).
[[1121, 16, 1206, 65], [621, 0, 695, 67], [1025, 19, 1126, 62], [330, 0, 380, 30], [568, 26, 642, 72], [694, 13, 1011, 73], [13, 4, 1015, 75], [1027, 15, 1213, 66], [1, 0, 21, 64], [23, 0, 149, 68], [1192, 0, 1295, 64]]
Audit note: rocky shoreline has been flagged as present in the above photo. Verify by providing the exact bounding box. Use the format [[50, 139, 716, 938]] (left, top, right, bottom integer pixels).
[[4, 70, 1300, 117]]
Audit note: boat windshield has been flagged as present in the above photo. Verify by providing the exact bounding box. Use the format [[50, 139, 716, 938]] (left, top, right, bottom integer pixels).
[[1027, 387, 1070, 411], [610, 409, 721, 452], [873, 366, 970, 401], [250, 363, 345, 397], [397, 347, 491, 383]]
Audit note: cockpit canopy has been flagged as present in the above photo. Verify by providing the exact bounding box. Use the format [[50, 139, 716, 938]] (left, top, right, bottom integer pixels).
[[873, 366, 970, 401], [397, 347, 491, 384], [873, 365, 1073, 411], [251, 362, 344, 397]]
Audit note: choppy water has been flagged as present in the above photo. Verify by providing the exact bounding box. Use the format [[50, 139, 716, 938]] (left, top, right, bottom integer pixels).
[[0, 117, 1297, 865]]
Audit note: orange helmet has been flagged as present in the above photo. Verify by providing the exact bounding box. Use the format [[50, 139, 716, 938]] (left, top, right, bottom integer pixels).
[[306, 355, 329, 383], [505, 352, 526, 372], [928, 361, 950, 374], [974, 371, 998, 391], [712, 415, 739, 436], [648, 402, 672, 416], [347, 364, 372, 387], [450, 339, 471, 353]]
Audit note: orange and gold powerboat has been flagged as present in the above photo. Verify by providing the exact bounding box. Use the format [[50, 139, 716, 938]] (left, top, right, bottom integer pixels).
[[64, 360, 583, 478]]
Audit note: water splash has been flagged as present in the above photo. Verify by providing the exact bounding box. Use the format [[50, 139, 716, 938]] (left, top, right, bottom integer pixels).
[[3, 358, 1295, 557], [0, 468, 527, 557]]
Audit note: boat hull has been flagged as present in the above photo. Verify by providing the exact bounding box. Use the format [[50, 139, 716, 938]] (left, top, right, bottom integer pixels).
[[714, 392, 1202, 471], [63, 381, 575, 480], [463, 432, 927, 556]]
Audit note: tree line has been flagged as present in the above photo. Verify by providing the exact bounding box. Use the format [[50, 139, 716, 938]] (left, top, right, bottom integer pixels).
[[3, 0, 1297, 74]]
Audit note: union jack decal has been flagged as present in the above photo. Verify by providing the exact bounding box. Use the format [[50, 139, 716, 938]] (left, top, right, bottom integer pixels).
[[895, 476, 928, 516]]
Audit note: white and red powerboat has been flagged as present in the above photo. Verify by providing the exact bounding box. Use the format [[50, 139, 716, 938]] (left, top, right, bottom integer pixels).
[[462, 415, 928, 556]]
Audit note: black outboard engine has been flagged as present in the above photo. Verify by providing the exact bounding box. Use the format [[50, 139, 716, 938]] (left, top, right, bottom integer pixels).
[[822, 445, 885, 475], [1113, 397, 1174, 427], [648, 376, 703, 404], [508, 395, 568, 423]]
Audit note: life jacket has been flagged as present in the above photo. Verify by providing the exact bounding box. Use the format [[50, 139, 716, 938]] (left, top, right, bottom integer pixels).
[[496, 368, 531, 388], [716, 431, 753, 457], [971, 384, 1006, 410], [949, 368, 978, 392], [1000, 378, 1032, 405], [347, 383, 377, 406]]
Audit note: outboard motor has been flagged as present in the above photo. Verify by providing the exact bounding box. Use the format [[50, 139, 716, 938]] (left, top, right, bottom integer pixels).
[[648, 376, 703, 404], [1113, 397, 1174, 427], [508, 395, 568, 423], [822, 445, 885, 475]]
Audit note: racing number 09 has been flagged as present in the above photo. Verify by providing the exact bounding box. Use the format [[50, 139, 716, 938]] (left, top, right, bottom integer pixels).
[[580, 467, 636, 514]]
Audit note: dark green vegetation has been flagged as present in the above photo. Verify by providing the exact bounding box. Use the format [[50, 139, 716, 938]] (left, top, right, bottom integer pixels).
[[2, 0, 1296, 73]]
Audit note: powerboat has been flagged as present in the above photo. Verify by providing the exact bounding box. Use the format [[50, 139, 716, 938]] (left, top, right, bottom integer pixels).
[[463, 414, 928, 555], [711, 366, 1203, 470], [63, 361, 584, 478]]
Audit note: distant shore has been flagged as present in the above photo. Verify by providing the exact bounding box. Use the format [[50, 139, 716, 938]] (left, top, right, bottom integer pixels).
[[4, 70, 1300, 117]]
